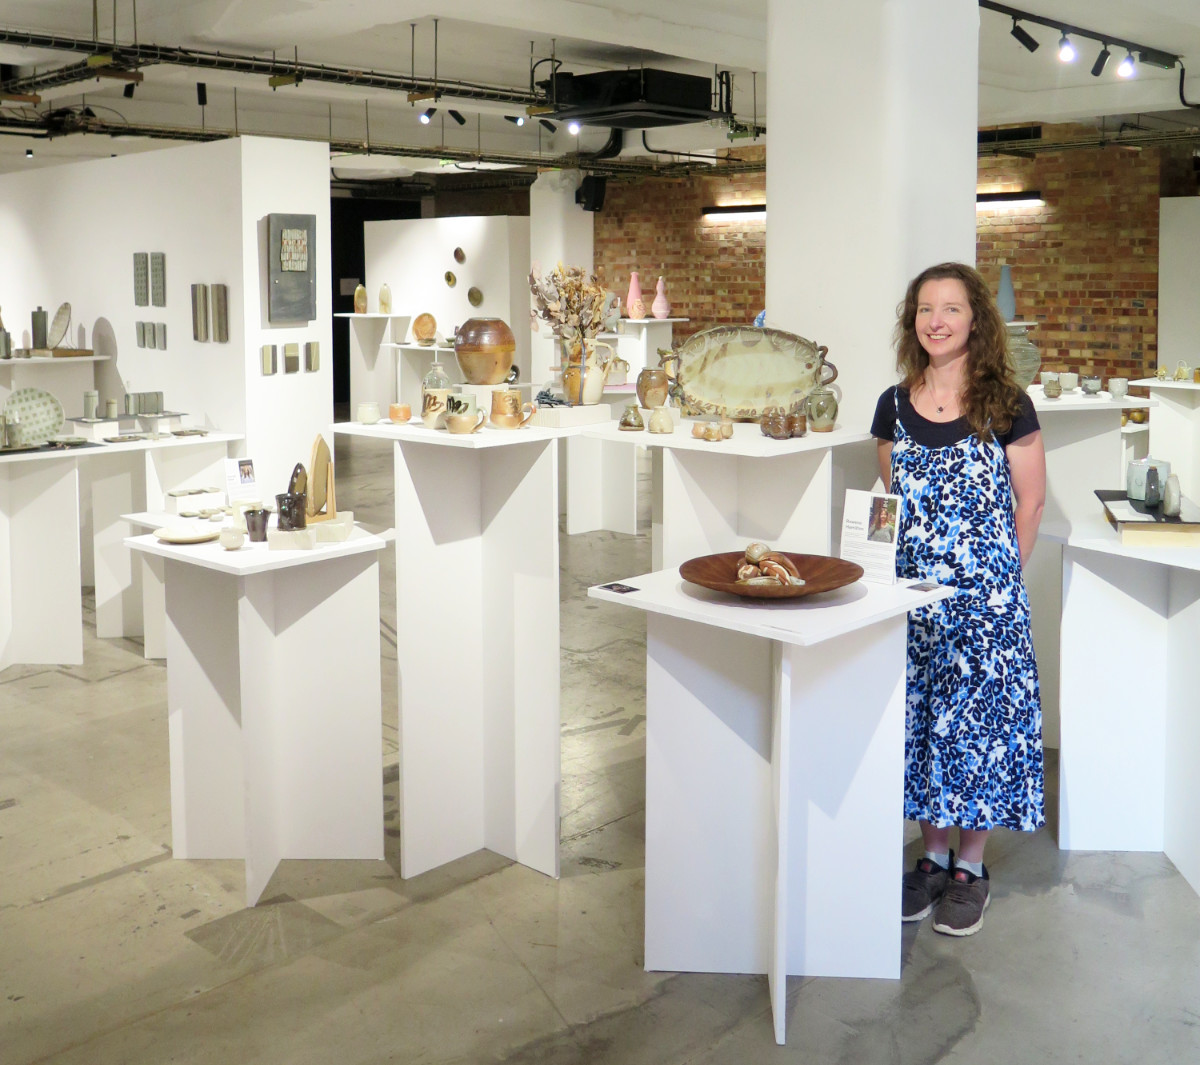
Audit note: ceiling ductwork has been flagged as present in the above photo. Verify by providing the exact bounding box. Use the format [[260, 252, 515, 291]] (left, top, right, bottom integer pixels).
[[538, 68, 727, 129]]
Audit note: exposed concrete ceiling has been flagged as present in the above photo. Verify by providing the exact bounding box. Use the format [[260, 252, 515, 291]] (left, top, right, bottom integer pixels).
[[1, 0, 1199, 177]]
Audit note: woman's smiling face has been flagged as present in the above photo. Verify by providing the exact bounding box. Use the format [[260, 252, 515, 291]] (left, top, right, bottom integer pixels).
[[915, 278, 974, 363]]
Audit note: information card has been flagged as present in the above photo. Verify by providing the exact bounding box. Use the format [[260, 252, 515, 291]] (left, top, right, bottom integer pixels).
[[840, 489, 900, 584], [225, 457, 260, 505]]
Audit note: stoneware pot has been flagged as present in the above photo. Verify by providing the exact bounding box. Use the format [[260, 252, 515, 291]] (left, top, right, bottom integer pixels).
[[618, 403, 645, 431], [636, 367, 670, 408], [806, 384, 839, 432], [454, 317, 516, 385], [648, 407, 674, 434]]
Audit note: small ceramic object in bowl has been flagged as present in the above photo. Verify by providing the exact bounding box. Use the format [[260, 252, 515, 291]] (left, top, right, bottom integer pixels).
[[357, 401, 380, 424], [219, 526, 245, 551], [1081, 375, 1102, 396], [1107, 377, 1128, 399]]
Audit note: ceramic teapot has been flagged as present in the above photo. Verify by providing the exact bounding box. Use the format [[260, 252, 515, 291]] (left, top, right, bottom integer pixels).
[[1127, 456, 1171, 502]]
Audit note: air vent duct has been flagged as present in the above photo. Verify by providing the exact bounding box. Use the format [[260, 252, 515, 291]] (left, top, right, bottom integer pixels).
[[539, 69, 722, 129]]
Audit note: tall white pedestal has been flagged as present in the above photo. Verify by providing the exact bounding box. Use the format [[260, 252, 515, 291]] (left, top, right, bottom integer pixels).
[[1132, 380, 1200, 501], [591, 568, 952, 1044], [127, 528, 390, 906]]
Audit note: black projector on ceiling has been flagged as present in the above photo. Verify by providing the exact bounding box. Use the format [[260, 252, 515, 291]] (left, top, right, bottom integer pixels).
[[538, 69, 721, 129]]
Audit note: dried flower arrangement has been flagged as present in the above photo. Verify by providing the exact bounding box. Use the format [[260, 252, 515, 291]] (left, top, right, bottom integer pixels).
[[529, 263, 614, 342]]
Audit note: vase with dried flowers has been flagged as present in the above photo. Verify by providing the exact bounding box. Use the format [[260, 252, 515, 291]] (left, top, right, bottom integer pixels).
[[529, 262, 619, 405]]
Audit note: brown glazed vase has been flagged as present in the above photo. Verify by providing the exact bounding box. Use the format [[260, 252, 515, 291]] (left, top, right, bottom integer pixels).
[[454, 317, 516, 385], [636, 366, 669, 408]]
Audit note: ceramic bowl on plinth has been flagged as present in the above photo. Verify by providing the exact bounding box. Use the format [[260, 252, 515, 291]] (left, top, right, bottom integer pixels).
[[454, 317, 516, 385], [679, 551, 864, 600]]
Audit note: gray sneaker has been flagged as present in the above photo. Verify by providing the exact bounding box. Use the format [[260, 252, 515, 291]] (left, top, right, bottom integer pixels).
[[932, 865, 990, 936], [901, 852, 952, 922]]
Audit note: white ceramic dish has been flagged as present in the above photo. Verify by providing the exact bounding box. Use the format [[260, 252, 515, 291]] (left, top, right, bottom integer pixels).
[[153, 525, 221, 545], [4, 387, 65, 445]]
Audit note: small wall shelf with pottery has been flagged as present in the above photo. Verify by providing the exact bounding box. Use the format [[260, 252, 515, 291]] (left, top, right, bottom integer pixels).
[[335, 312, 413, 413], [0, 354, 111, 366], [1132, 379, 1200, 502]]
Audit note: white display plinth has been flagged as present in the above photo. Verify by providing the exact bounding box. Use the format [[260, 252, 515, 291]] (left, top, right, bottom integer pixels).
[[1131, 380, 1200, 501], [334, 420, 566, 880], [1056, 520, 1200, 896], [580, 420, 875, 569], [590, 569, 952, 1044], [126, 526, 391, 906]]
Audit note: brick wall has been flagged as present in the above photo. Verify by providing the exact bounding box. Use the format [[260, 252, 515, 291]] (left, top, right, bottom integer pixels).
[[593, 149, 766, 341], [976, 126, 1164, 382]]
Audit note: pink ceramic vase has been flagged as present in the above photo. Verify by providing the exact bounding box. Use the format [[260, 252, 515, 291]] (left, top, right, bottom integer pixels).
[[625, 272, 642, 317], [651, 276, 670, 319]]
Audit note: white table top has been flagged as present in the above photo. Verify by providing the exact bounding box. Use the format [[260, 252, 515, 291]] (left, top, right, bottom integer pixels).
[[589, 567, 952, 648], [0, 431, 242, 466], [580, 418, 872, 457], [1043, 515, 1200, 572], [126, 525, 393, 576], [1027, 385, 1151, 412], [333, 419, 577, 448], [1131, 378, 1200, 391]]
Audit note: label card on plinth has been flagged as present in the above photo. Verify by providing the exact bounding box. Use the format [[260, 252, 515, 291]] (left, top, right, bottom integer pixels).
[[840, 489, 899, 584]]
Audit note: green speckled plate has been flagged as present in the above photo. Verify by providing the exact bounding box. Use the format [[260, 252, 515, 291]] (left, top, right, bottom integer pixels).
[[4, 387, 64, 445]]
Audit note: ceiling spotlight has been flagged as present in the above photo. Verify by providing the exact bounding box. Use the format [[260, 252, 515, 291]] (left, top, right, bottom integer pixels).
[[419, 107, 436, 124], [1010, 19, 1039, 53], [25, 147, 33, 158], [1058, 34, 1076, 63], [567, 120, 581, 135], [1091, 46, 1111, 77], [197, 82, 207, 107], [123, 82, 136, 99], [447, 109, 466, 126], [539, 119, 556, 133], [1118, 51, 1136, 78], [505, 115, 525, 126]]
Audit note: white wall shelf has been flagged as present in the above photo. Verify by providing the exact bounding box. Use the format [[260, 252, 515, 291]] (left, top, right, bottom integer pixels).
[[1131, 378, 1200, 501], [0, 355, 111, 366]]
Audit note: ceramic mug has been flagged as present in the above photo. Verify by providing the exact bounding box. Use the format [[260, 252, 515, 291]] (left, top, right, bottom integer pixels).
[[1175, 360, 1192, 381], [445, 393, 477, 417], [389, 402, 411, 423], [357, 401, 380, 424], [83, 390, 99, 420], [489, 390, 536, 429], [1108, 377, 1128, 399], [105, 398, 119, 418], [1059, 371, 1079, 392], [422, 388, 451, 429], [446, 410, 487, 434], [244, 508, 269, 541]]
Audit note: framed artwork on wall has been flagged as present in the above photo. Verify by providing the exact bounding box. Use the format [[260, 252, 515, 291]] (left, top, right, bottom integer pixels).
[[267, 213, 317, 322]]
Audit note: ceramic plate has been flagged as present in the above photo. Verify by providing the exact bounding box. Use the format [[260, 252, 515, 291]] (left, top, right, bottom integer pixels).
[[153, 525, 221, 544], [679, 551, 863, 600], [4, 387, 65, 445], [453, 247, 466, 264], [170, 428, 209, 437], [50, 435, 89, 447], [467, 286, 483, 307], [663, 326, 837, 420], [413, 312, 437, 344], [445, 270, 457, 288], [48, 302, 72, 348]]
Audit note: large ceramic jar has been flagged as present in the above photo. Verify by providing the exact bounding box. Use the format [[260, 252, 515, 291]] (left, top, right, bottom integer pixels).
[[454, 317, 516, 385], [805, 384, 839, 432], [636, 366, 669, 408], [1005, 322, 1040, 390]]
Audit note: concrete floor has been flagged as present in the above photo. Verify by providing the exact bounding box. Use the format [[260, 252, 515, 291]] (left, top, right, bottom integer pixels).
[[2, 430, 1199, 1064]]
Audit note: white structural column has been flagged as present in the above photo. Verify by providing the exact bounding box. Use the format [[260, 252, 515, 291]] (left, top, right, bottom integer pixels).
[[529, 170, 594, 391], [767, 0, 979, 432]]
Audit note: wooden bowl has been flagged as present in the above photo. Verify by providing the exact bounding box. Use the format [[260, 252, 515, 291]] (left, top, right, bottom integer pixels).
[[679, 551, 864, 600], [412, 312, 437, 345]]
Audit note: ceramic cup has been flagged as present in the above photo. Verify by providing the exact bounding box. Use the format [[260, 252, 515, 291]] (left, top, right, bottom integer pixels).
[[1039, 371, 1058, 386], [244, 508, 269, 541], [490, 405, 535, 430], [1059, 371, 1079, 392], [1108, 377, 1128, 399], [422, 388, 450, 429], [105, 398, 118, 419], [446, 410, 487, 434], [219, 526, 245, 551], [83, 390, 99, 420], [1081, 375, 1102, 396], [389, 402, 411, 423], [445, 393, 477, 417], [357, 401, 380, 424], [1042, 377, 1062, 399], [276, 492, 307, 531]]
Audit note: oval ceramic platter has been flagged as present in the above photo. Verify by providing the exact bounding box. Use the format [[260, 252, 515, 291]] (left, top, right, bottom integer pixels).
[[154, 525, 221, 545], [661, 326, 837, 420], [679, 551, 863, 600], [4, 387, 64, 446]]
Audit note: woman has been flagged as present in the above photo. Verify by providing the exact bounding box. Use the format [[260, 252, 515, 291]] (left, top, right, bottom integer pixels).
[[871, 262, 1046, 937]]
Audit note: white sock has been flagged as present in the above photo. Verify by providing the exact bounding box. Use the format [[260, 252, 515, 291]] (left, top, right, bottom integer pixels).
[[924, 850, 950, 870], [956, 858, 984, 877]]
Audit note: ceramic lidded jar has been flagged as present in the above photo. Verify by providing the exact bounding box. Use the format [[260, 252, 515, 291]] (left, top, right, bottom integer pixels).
[[454, 317, 516, 385], [636, 366, 669, 408], [805, 385, 838, 432]]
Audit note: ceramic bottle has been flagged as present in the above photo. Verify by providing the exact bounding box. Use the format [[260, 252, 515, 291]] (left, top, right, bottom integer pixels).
[[626, 272, 642, 317], [651, 276, 670, 319], [378, 282, 392, 314], [353, 284, 368, 314]]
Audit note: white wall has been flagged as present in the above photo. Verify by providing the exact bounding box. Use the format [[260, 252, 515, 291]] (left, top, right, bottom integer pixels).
[[1159, 198, 1200, 370], [363, 216, 531, 379], [0, 135, 333, 500], [238, 136, 334, 495]]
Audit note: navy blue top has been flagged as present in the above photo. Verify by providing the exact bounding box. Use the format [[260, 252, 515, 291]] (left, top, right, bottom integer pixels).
[[871, 386, 1040, 449]]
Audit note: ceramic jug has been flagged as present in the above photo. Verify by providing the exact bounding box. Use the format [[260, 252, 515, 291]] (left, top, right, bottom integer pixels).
[[805, 384, 839, 432]]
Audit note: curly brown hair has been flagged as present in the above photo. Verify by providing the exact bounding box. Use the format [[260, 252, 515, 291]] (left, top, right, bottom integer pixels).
[[894, 261, 1024, 441]]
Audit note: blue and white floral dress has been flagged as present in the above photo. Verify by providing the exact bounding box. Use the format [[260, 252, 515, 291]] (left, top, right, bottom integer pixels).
[[875, 387, 1044, 832]]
